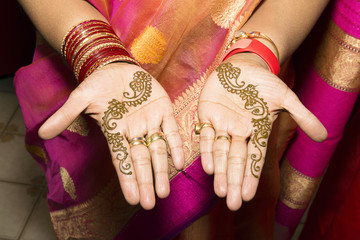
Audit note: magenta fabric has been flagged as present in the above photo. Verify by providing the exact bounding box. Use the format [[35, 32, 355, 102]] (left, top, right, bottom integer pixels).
[[275, 0, 360, 235], [286, 68, 358, 178], [275, 201, 305, 228], [300, 102, 360, 239], [15, 48, 116, 211], [332, 0, 360, 38]]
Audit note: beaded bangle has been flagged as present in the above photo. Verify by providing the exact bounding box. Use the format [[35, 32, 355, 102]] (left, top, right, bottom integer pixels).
[[61, 20, 138, 82]]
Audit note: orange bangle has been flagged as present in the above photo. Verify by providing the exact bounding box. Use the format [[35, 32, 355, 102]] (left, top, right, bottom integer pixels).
[[223, 38, 280, 76]]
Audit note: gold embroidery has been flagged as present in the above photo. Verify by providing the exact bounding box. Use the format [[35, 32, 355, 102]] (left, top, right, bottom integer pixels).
[[314, 20, 360, 92], [59, 167, 77, 200], [66, 115, 90, 136], [279, 159, 320, 209], [170, 76, 208, 179], [211, 0, 247, 29], [50, 177, 140, 240], [130, 26, 167, 64], [25, 144, 48, 165]]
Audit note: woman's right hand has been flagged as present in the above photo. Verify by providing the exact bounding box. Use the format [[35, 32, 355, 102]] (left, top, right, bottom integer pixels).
[[38, 62, 185, 210]]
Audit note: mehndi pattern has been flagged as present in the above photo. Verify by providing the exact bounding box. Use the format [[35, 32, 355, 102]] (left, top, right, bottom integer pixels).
[[216, 62, 270, 178], [102, 71, 152, 175]]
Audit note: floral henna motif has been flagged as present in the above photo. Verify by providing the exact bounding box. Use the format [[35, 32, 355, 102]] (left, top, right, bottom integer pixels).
[[123, 71, 152, 107], [102, 71, 152, 175], [216, 62, 270, 178]]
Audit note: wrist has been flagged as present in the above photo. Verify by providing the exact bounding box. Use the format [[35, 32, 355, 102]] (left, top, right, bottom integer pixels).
[[225, 52, 269, 70], [222, 38, 280, 75], [61, 20, 139, 83]]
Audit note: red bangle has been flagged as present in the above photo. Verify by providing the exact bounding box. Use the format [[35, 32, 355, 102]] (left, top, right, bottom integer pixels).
[[222, 38, 280, 76], [61, 20, 138, 83]]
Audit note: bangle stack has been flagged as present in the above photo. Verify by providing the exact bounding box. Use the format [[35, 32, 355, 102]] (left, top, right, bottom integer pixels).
[[223, 31, 280, 76], [61, 20, 139, 82]]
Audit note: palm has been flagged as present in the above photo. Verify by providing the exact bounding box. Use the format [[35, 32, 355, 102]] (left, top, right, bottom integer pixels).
[[198, 55, 327, 210], [39, 63, 184, 209]]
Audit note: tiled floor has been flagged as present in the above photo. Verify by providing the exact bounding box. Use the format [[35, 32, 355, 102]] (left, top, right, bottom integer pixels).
[[0, 76, 56, 240]]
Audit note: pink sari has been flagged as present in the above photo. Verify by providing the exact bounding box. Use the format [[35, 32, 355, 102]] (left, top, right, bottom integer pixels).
[[14, 0, 260, 239], [275, 0, 360, 236]]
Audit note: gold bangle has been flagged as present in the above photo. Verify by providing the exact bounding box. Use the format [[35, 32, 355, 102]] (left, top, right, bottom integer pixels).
[[73, 41, 126, 77], [61, 20, 110, 56], [71, 32, 124, 62], [84, 55, 139, 80], [228, 31, 279, 60]]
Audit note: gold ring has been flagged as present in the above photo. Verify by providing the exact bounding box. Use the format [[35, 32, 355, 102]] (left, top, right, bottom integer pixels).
[[146, 132, 167, 146], [195, 122, 214, 135], [129, 137, 147, 147], [215, 135, 232, 142]]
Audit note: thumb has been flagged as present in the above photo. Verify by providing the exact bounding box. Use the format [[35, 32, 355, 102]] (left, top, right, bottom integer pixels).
[[282, 90, 327, 142], [38, 89, 89, 140]]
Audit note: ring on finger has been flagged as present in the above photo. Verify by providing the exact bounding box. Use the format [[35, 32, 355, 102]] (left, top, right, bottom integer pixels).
[[146, 132, 167, 146], [215, 135, 232, 143], [129, 137, 147, 147], [195, 122, 214, 135]]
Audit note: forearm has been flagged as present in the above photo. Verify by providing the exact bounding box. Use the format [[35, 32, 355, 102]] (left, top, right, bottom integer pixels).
[[241, 0, 329, 64], [18, 0, 107, 52]]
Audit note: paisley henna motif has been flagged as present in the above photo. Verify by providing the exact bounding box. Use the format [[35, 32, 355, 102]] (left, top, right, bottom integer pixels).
[[216, 62, 270, 178], [102, 71, 152, 175]]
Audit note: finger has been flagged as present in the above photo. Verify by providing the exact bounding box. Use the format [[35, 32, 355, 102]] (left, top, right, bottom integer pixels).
[[161, 113, 184, 170], [226, 136, 247, 211], [213, 131, 230, 197], [147, 131, 170, 199], [282, 89, 327, 142], [199, 126, 216, 174], [38, 89, 89, 139], [130, 143, 155, 210], [241, 134, 268, 201], [109, 136, 140, 206]]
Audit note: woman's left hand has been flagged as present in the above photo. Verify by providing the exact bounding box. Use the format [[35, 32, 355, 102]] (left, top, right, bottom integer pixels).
[[198, 53, 327, 211]]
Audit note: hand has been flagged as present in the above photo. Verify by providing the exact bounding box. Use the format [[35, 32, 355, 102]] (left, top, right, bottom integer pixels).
[[198, 53, 327, 211], [39, 62, 185, 210]]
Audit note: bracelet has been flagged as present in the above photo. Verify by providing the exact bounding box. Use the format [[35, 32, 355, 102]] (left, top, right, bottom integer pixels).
[[223, 38, 280, 76], [228, 31, 280, 59], [61, 20, 139, 82]]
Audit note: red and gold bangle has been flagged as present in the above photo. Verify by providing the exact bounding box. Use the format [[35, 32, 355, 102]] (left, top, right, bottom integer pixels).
[[73, 42, 125, 76], [61, 20, 110, 56], [223, 38, 280, 76], [61, 20, 138, 83], [228, 31, 280, 59]]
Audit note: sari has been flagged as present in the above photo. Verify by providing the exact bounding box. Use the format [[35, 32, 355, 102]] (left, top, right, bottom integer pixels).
[[184, 0, 360, 238], [14, 0, 261, 239], [300, 100, 359, 239], [274, 0, 360, 236]]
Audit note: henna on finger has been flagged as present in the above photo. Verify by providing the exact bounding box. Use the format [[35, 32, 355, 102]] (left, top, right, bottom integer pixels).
[[102, 71, 153, 175], [216, 62, 271, 178]]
